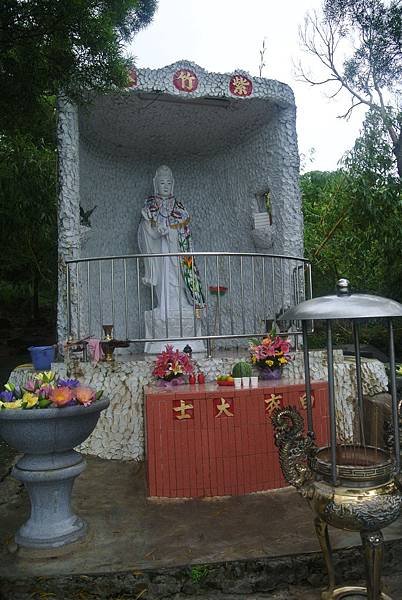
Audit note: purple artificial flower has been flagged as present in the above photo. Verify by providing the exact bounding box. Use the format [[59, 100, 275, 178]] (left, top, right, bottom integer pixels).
[[0, 391, 14, 402], [57, 378, 80, 388]]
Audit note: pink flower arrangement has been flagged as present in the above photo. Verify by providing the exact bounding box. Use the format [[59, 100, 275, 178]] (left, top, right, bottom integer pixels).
[[152, 344, 194, 384], [249, 335, 292, 371]]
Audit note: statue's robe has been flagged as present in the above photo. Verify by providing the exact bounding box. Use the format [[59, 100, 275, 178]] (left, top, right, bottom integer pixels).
[[138, 195, 204, 320]]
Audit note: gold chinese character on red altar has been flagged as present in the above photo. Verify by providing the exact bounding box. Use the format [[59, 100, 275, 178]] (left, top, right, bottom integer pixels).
[[299, 393, 315, 410], [265, 393, 282, 415], [173, 399, 193, 420], [173, 69, 199, 92], [229, 75, 253, 97], [215, 397, 234, 417]]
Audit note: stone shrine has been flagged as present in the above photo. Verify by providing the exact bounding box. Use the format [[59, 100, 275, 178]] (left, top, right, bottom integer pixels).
[[57, 60, 303, 350]]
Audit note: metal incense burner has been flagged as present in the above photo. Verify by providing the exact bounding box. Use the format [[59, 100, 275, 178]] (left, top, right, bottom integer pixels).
[[271, 279, 402, 600]]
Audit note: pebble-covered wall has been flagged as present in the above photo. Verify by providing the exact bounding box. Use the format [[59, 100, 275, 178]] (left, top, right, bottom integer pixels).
[[57, 61, 303, 346], [9, 352, 388, 462]]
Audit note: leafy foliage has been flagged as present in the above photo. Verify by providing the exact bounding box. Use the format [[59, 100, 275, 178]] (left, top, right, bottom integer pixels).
[[0, 1, 157, 318], [301, 110, 402, 300], [299, 0, 402, 176], [324, 0, 402, 90], [0, 130, 57, 315], [0, 0, 157, 134]]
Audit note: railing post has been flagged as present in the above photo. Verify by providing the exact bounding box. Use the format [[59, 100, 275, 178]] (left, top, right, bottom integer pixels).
[[206, 338, 212, 358]]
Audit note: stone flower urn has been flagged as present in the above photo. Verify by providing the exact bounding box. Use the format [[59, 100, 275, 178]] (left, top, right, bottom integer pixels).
[[0, 397, 109, 549]]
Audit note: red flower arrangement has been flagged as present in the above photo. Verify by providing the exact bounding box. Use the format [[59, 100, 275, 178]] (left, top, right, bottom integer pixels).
[[152, 344, 194, 386]]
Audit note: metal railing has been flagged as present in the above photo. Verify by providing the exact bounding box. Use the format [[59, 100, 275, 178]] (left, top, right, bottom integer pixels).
[[65, 252, 312, 352]]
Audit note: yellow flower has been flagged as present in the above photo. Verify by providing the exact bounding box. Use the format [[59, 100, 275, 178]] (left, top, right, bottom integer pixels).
[[171, 362, 183, 375], [3, 399, 23, 409], [22, 392, 39, 408], [279, 357, 287, 364], [34, 371, 55, 384], [266, 360, 274, 367]]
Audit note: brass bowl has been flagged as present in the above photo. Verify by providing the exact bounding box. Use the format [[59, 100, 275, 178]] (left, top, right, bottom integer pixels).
[[311, 445, 394, 488], [309, 478, 402, 533]]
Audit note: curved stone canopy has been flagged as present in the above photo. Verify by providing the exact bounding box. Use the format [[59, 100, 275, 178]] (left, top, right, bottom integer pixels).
[[79, 60, 296, 160]]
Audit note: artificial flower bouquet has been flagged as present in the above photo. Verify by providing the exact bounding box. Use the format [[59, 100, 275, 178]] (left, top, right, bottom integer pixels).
[[249, 334, 292, 371], [152, 344, 194, 386], [0, 371, 103, 410]]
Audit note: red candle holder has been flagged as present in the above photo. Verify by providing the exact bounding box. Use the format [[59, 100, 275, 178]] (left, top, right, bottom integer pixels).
[[197, 372, 205, 384], [188, 373, 196, 384]]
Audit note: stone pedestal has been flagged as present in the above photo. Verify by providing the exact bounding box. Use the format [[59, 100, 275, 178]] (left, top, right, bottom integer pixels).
[[0, 397, 109, 549], [144, 308, 205, 354], [13, 456, 87, 548]]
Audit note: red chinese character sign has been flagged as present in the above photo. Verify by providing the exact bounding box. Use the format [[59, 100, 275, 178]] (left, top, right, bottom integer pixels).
[[173, 69, 199, 93], [229, 74, 253, 97]]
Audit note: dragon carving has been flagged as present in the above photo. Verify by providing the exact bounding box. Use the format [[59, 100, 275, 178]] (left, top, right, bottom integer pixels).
[[271, 406, 317, 496]]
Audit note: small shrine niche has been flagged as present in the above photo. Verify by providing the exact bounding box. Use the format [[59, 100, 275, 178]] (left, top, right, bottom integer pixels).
[[57, 61, 303, 347]]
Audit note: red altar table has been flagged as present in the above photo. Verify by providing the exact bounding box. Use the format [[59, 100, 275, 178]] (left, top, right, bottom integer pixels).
[[144, 380, 329, 498]]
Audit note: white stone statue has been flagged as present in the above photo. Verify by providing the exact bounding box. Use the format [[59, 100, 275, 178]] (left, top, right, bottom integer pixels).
[[138, 165, 205, 353]]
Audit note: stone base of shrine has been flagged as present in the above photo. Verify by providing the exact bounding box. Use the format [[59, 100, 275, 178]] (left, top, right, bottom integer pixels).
[[145, 380, 329, 498], [8, 350, 388, 465]]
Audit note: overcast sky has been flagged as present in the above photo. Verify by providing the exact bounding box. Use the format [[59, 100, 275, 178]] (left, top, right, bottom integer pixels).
[[129, 0, 367, 172]]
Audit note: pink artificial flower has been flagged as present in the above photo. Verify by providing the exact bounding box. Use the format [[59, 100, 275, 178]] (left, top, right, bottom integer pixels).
[[75, 386, 95, 406], [24, 380, 37, 392], [50, 386, 73, 406], [38, 384, 53, 399]]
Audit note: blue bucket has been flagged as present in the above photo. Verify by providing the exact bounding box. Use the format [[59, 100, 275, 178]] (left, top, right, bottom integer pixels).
[[28, 345, 55, 371]]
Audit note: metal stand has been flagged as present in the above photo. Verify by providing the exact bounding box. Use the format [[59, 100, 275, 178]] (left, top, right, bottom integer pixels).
[[314, 517, 335, 599], [314, 523, 392, 600]]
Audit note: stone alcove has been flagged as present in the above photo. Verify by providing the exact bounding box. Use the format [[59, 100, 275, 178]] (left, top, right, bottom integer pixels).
[[57, 61, 303, 345]]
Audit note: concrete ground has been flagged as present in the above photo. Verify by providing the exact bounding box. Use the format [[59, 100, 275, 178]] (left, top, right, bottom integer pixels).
[[1, 455, 402, 599]]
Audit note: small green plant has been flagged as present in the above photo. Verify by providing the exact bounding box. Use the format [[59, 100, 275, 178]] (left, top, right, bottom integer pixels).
[[232, 361, 252, 378], [190, 565, 209, 584]]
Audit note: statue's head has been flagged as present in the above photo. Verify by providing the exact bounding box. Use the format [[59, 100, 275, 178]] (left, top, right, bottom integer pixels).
[[154, 165, 174, 199]]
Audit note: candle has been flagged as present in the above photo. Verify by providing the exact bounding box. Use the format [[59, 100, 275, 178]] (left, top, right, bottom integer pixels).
[[197, 372, 205, 384]]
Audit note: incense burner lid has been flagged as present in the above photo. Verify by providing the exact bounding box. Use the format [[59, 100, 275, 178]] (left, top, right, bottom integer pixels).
[[282, 279, 402, 321]]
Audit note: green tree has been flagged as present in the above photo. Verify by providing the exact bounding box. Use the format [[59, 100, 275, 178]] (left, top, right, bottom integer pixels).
[[0, 132, 57, 317], [0, 0, 157, 135], [301, 112, 402, 300], [342, 110, 402, 298], [299, 0, 402, 177], [0, 0, 157, 317]]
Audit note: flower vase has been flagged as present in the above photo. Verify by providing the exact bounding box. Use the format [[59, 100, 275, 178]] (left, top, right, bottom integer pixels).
[[258, 367, 282, 380], [0, 397, 109, 549], [157, 376, 185, 388]]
